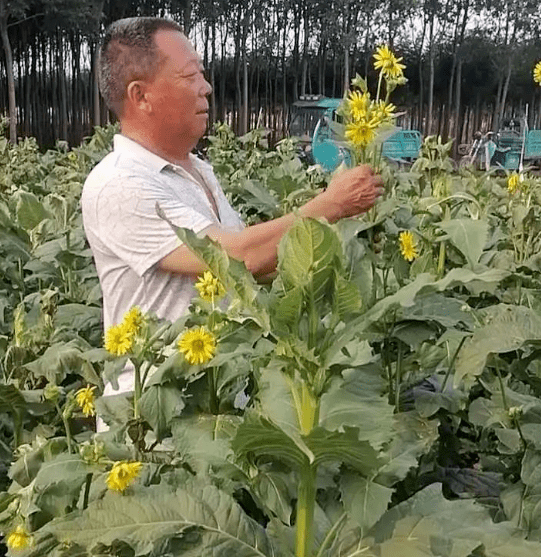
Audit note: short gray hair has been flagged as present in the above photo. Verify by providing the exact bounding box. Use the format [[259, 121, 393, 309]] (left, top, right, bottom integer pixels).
[[99, 17, 183, 117]]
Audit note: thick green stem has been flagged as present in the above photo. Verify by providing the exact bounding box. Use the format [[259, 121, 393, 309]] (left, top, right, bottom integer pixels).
[[295, 465, 317, 557], [294, 382, 320, 557]]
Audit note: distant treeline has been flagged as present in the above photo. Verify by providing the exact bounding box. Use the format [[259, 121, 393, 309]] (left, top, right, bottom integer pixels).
[[1, 0, 541, 150]]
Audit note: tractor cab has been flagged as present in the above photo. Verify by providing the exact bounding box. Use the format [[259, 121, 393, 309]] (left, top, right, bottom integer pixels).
[[289, 94, 421, 171]]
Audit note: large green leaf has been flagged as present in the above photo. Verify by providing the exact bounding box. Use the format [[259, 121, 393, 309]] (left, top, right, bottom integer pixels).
[[439, 218, 489, 267], [139, 384, 186, 441], [33, 482, 275, 556], [455, 305, 541, 387], [278, 217, 342, 304], [171, 414, 241, 476], [304, 427, 381, 476], [336, 269, 508, 347], [257, 367, 300, 438], [377, 413, 439, 485], [319, 366, 394, 449], [24, 338, 91, 384], [339, 474, 393, 533], [356, 483, 541, 557], [232, 413, 312, 471], [14, 190, 52, 230]]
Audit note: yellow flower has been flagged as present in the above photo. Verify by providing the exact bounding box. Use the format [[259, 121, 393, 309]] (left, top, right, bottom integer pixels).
[[374, 45, 406, 79], [507, 172, 521, 194], [178, 326, 216, 365], [347, 91, 370, 120], [75, 385, 97, 417], [375, 100, 396, 122], [195, 271, 226, 302], [104, 322, 134, 356], [7, 525, 32, 551], [122, 306, 144, 335], [534, 61, 541, 85], [345, 120, 376, 147], [399, 231, 418, 262], [106, 461, 143, 493]]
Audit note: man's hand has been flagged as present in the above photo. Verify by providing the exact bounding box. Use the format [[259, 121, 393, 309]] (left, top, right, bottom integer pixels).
[[319, 165, 384, 221]]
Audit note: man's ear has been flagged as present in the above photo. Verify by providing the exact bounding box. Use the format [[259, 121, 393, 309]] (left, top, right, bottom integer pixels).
[[126, 81, 152, 113]]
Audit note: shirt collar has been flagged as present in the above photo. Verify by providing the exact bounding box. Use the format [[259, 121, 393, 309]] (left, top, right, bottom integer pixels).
[[113, 134, 174, 172]]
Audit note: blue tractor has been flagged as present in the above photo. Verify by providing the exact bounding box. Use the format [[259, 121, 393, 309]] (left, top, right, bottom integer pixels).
[[289, 95, 422, 171]]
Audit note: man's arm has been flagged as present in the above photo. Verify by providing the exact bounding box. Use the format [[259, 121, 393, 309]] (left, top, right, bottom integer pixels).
[[159, 164, 383, 277]]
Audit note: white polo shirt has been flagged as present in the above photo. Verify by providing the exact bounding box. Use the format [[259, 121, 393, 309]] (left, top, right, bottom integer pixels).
[[82, 135, 244, 392]]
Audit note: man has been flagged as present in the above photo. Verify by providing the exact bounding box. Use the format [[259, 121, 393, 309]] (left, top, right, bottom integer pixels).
[[82, 17, 383, 395]]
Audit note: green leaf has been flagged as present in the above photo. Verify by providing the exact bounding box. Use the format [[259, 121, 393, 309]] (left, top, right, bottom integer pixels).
[[14, 190, 52, 230], [171, 414, 241, 476], [278, 218, 342, 304], [258, 367, 300, 438], [33, 454, 93, 491], [24, 339, 90, 384], [319, 366, 394, 449], [232, 413, 312, 471], [254, 470, 294, 524], [304, 427, 381, 476], [377, 413, 439, 485], [36, 482, 275, 556], [139, 384, 186, 441], [270, 285, 304, 333], [336, 269, 508, 347], [455, 305, 541, 387], [439, 218, 489, 267], [332, 272, 362, 319], [339, 474, 393, 532]]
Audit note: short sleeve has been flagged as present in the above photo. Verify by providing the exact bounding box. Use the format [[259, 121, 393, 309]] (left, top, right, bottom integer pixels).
[[94, 173, 215, 277]]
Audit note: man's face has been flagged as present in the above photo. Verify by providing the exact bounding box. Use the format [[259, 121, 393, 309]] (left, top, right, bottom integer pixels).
[[146, 30, 212, 145]]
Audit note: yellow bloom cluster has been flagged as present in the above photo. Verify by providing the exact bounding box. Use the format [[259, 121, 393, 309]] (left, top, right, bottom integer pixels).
[[195, 271, 226, 302], [178, 326, 216, 365], [507, 172, 521, 194], [374, 45, 406, 80], [106, 461, 143, 493], [7, 525, 32, 551], [344, 92, 396, 148], [75, 385, 97, 417], [104, 306, 145, 356], [534, 61, 541, 85], [342, 45, 404, 151], [399, 231, 418, 262]]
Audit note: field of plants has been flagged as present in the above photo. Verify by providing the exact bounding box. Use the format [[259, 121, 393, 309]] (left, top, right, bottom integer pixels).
[[6, 36, 541, 554], [1, 113, 541, 556]]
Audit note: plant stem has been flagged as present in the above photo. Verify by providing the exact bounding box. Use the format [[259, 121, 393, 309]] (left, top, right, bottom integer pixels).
[[494, 364, 508, 411], [296, 465, 317, 557], [315, 513, 348, 557], [82, 473, 93, 510], [133, 363, 142, 420], [208, 367, 219, 415], [294, 382, 320, 557], [437, 240, 446, 278], [56, 402, 73, 454], [394, 342, 403, 409], [440, 336, 468, 392]]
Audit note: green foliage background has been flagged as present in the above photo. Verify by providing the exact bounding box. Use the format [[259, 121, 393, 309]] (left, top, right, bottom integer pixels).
[[2, 125, 541, 555]]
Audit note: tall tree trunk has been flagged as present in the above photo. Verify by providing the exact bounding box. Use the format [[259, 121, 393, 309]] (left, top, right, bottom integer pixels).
[[0, 0, 17, 143]]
